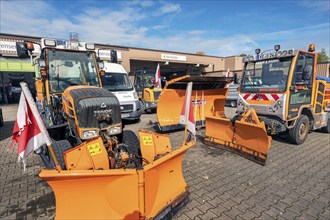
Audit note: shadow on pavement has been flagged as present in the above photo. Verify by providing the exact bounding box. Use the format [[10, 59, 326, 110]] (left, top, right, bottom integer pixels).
[[0, 120, 15, 141]]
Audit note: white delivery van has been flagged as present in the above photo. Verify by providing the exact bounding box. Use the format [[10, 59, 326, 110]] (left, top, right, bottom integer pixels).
[[100, 63, 142, 121]]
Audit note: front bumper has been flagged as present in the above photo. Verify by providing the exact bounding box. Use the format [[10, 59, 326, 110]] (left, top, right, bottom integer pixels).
[[121, 100, 142, 120], [144, 101, 158, 110]]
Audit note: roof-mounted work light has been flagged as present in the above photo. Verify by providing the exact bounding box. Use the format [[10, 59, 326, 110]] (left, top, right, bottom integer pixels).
[[85, 43, 95, 50], [308, 44, 315, 52], [44, 39, 56, 47], [255, 49, 261, 54], [274, 45, 280, 51]]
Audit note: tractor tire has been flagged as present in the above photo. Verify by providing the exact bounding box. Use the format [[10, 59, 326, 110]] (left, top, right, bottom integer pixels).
[[121, 130, 142, 165], [288, 115, 310, 145], [0, 108, 3, 127], [50, 140, 72, 170], [321, 118, 330, 133]]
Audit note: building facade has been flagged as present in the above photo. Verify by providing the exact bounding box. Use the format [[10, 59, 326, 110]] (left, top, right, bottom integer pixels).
[[0, 33, 241, 103]]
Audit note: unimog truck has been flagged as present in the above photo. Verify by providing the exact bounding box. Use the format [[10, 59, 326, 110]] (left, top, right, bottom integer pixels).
[[237, 44, 330, 144], [203, 44, 329, 165], [16, 38, 195, 219]]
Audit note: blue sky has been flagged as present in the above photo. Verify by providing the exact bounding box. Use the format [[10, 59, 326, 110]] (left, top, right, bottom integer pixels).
[[1, 0, 329, 56]]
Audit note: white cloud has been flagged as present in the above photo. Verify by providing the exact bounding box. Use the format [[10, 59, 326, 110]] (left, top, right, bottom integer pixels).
[[0, 1, 329, 56], [300, 0, 330, 13], [159, 2, 181, 14], [124, 0, 154, 8]]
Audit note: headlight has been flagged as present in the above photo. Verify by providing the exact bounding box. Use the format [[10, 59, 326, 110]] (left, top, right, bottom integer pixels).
[[277, 100, 282, 105], [108, 126, 122, 135], [133, 92, 138, 99], [82, 130, 98, 139]]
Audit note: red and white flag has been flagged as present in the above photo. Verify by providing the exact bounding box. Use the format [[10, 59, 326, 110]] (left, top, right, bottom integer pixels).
[[11, 92, 46, 169], [154, 63, 161, 88], [226, 68, 231, 77], [179, 82, 196, 135]]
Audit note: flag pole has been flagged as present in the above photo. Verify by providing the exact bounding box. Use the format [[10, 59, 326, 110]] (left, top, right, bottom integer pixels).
[[182, 82, 193, 144], [20, 82, 62, 170]]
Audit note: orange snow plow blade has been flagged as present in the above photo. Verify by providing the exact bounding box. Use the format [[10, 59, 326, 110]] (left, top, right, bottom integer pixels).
[[157, 75, 233, 132], [204, 108, 271, 165], [39, 131, 195, 219]]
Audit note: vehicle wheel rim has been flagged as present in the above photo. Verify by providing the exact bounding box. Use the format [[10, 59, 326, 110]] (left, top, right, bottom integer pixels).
[[298, 122, 307, 140]]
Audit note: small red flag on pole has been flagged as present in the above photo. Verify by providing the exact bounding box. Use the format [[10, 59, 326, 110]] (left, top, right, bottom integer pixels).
[[179, 82, 196, 142], [10, 82, 61, 170], [154, 63, 161, 88]]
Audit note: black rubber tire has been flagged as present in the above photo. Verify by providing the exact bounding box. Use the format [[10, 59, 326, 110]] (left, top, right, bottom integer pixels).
[[321, 118, 330, 133], [288, 115, 310, 145], [121, 130, 142, 165], [0, 108, 3, 127], [50, 140, 72, 170]]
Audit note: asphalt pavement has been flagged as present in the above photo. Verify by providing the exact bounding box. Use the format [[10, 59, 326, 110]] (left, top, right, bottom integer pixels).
[[0, 104, 329, 219]]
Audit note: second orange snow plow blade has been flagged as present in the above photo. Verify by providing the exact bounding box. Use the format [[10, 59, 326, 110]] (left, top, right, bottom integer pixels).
[[204, 108, 272, 165], [157, 75, 233, 132]]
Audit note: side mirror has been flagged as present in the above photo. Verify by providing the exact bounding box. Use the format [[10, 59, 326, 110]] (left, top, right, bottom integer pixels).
[[38, 59, 47, 76], [38, 59, 46, 68], [302, 65, 312, 80], [234, 73, 240, 84], [111, 50, 118, 63], [98, 61, 104, 69], [16, 42, 29, 59], [290, 85, 296, 92]]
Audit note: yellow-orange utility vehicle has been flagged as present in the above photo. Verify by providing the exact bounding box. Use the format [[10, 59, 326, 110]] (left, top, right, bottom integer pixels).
[[16, 38, 194, 219], [236, 44, 330, 144], [204, 45, 330, 165], [134, 70, 162, 112]]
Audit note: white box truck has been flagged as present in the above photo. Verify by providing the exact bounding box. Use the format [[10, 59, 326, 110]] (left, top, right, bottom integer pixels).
[[101, 63, 142, 121]]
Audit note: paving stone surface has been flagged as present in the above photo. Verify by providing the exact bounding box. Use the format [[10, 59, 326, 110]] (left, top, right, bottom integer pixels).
[[0, 104, 329, 219]]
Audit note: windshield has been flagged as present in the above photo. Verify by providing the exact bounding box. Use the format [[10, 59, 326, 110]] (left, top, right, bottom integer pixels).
[[100, 72, 133, 91], [143, 73, 155, 88], [240, 58, 292, 93], [48, 50, 100, 93]]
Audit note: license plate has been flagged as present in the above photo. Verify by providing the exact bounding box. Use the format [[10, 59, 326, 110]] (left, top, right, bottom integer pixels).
[[122, 113, 129, 118]]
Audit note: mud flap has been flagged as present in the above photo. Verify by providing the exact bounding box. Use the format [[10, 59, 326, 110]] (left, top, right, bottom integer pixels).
[[204, 109, 271, 165]]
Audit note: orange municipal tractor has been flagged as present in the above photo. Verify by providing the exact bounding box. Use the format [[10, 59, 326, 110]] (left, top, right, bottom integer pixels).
[[204, 44, 330, 165], [16, 38, 194, 219]]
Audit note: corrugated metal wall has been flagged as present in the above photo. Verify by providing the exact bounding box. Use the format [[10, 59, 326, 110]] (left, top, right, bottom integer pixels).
[[317, 62, 330, 77]]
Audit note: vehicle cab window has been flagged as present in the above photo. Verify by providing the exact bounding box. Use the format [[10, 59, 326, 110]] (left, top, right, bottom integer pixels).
[[289, 52, 314, 105]]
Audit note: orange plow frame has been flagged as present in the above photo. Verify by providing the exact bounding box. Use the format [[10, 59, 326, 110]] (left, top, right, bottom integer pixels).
[[157, 76, 233, 132], [204, 108, 272, 165], [39, 130, 195, 219]]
